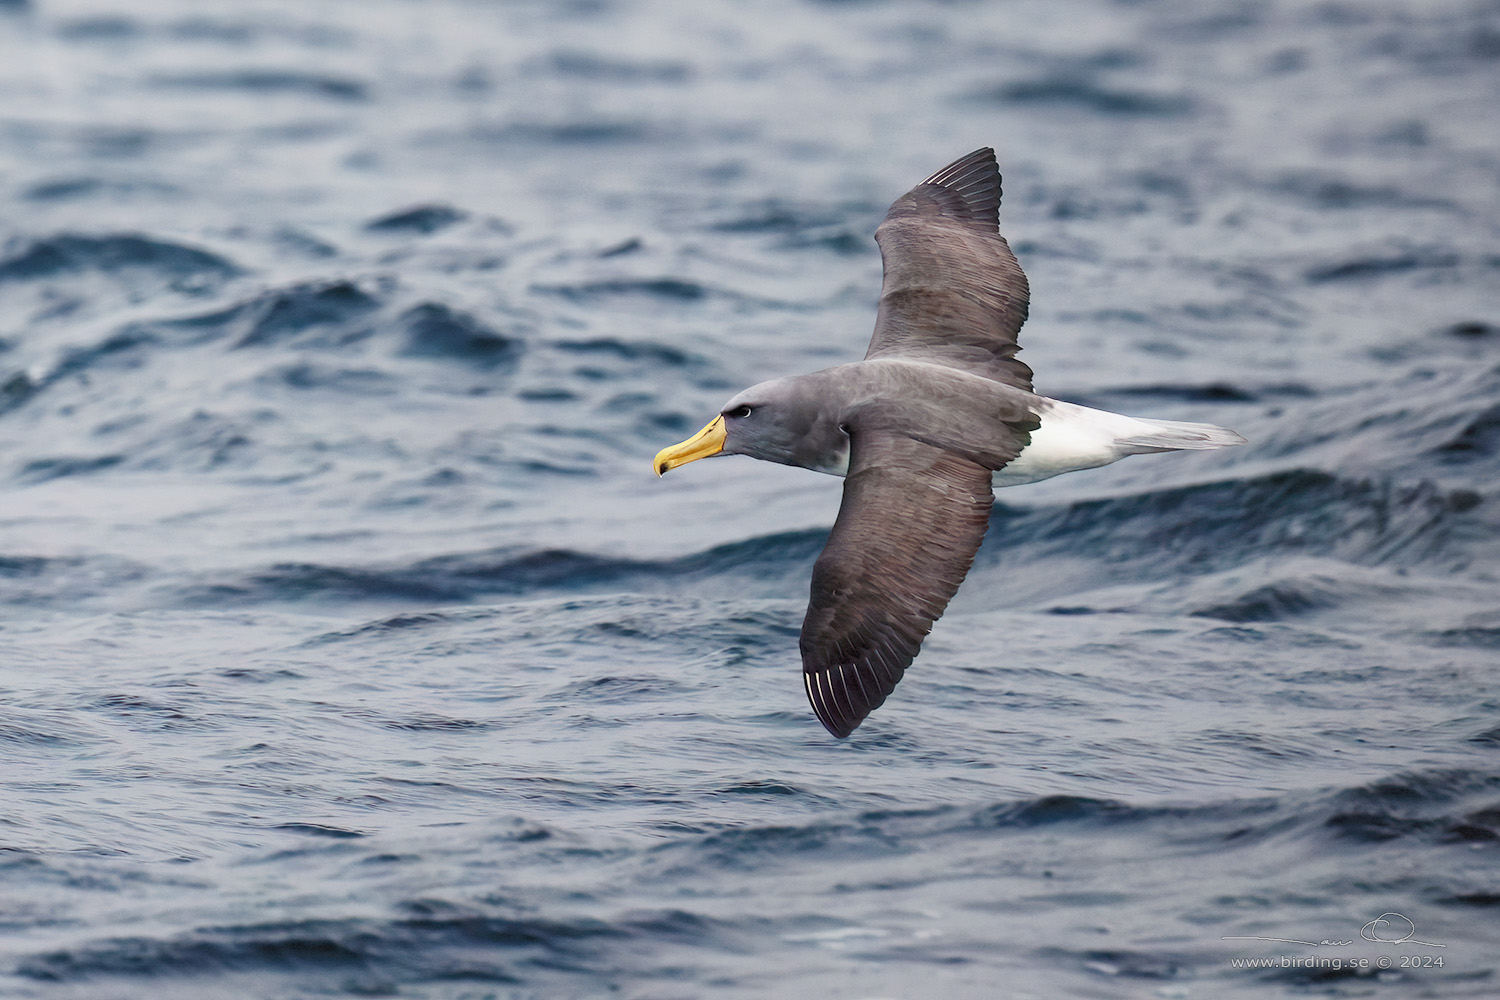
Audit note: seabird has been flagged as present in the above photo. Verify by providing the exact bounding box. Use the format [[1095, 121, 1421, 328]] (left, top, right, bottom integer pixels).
[[653, 148, 1245, 738]]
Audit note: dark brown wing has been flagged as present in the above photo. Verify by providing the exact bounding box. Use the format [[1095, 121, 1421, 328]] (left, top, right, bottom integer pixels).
[[800, 431, 1002, 738], [866, 147, 1033, 391]]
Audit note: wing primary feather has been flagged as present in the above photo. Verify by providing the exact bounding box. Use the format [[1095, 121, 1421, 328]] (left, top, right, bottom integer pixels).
[[842, 659, 875, 713], [812, 670, 834, 732], [829, 664, 857, 732], [917, 147, 1000, 228], [804, 671, 830, 733], [869, 643, 901, 687], [822, 670, 852, 737], [811, 670, 829, 728]]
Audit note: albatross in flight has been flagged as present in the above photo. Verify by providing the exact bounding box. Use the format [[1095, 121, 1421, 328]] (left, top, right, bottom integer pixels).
[[653, 148, 1245, 738]]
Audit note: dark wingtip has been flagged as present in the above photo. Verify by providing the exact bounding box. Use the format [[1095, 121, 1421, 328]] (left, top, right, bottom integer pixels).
[[803, 652, 906, 738], [803, 669, 858, 738], [917, 147, 1001, 228], [921, 147, 996, 185]]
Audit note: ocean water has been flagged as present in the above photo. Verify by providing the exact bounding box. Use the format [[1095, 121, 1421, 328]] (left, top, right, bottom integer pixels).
[[2, 0, 1499, 997]]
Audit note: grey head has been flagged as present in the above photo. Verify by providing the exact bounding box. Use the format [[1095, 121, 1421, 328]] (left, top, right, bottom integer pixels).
[[654, 373, 851, 477], [719, 376, 853, 474]]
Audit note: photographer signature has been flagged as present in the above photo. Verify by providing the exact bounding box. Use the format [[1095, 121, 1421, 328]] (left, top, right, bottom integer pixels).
[[1222, 911, 1446, 949]]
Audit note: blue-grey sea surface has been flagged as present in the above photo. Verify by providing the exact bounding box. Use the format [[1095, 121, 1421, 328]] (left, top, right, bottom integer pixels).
[[2, 0, 1499, 997]]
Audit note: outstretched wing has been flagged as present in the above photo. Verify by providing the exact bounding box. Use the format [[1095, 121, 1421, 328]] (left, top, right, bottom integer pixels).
[[866, 147, 1033, 391], [800, 431, 1005, 738]]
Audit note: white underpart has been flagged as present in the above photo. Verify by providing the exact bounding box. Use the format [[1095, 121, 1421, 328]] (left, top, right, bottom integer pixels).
[[992, 398, 1245, 488]]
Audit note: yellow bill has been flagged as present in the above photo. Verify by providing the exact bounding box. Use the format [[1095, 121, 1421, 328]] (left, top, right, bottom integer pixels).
[[653, 415, 726, 476]]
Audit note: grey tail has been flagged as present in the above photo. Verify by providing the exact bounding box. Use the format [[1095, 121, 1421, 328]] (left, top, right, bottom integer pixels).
[[1117, 416, 1247, 455]]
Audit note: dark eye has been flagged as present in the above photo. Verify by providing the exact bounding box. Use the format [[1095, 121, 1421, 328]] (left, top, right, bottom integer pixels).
[[725, 405, 753, 419]]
